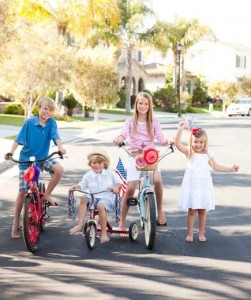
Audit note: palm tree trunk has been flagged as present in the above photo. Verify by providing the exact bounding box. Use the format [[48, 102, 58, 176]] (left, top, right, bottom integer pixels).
[[125, 44, 132, 113]]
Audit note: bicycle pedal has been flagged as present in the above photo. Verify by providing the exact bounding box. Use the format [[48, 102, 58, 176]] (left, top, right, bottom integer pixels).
[[127, 197, 138, 206]]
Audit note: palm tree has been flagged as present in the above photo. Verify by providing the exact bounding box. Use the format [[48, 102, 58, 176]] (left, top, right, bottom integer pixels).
[[117, 0, 153, 113], [18, 0, 120, 44], [143, 17, 215, 90]]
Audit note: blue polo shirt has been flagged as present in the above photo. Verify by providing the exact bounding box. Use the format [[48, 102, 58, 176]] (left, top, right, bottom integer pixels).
[[15, 116, 60, 170]]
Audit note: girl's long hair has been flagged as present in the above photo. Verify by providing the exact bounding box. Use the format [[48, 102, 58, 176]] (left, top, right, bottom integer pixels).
[[133, 92, 154, 140]]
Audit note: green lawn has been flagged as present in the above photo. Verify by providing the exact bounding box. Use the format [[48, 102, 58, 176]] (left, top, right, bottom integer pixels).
[[0, 114, 25, 126]]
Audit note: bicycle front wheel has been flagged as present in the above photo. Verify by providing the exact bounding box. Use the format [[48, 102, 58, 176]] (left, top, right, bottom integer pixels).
[[22, 196, 40, 253], [144, 193, 157, 250]]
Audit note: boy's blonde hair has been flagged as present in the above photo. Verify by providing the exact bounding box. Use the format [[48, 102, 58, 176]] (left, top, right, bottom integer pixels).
[[38, 97, 56, 110], [87, 148, 110, 169], [133, 92, 154, 140], [87, 154, 109, 169]]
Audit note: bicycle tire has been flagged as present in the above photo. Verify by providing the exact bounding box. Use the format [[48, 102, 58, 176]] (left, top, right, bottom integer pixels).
[[39, 182, 46, 232], [129, 223, 139, 242], [22, 195, 40, 253], [86, 223, 96, 249], [144, 192, 156, 250]]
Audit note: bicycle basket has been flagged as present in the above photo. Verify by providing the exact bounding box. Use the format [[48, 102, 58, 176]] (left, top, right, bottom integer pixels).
[[132, 148, 159, 171]]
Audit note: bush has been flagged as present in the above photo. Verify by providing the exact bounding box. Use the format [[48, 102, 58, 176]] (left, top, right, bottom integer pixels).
[[5, 104, 22, 115], [62, 93, 78, 116], [116, 88, 126, 108], [153, 86, 177, 111]]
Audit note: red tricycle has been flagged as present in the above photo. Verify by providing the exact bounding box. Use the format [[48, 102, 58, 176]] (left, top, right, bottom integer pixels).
[[69, 189, 139, 249]]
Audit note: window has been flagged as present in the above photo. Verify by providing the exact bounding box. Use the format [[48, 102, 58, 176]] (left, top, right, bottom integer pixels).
[[236, 54, 247, 69]]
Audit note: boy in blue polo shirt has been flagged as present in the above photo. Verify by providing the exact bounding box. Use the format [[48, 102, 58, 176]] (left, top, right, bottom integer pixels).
[[5, 97, 66, 238]]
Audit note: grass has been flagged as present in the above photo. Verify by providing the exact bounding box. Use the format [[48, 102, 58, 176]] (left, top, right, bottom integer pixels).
[[0, 113, 124, 129], [0, 106, 217, 127], [0, 114, 25, 126]]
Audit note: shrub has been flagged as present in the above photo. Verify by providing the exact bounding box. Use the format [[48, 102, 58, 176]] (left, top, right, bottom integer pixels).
[[62, 93, 78, 116], [5, 104, 20, 115]]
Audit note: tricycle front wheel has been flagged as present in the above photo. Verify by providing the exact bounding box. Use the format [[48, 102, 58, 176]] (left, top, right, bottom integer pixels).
[[86, 223, 96, 249]]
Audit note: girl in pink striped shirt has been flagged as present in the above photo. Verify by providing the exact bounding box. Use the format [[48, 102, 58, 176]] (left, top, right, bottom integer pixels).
[[114, 92, 169, 230]]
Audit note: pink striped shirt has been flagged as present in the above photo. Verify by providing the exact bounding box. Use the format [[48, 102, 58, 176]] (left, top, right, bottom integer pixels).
[[120, 118, 166, 151]]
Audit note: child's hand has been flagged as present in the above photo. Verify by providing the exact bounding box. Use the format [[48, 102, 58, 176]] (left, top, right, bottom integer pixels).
[[112, 187, 120, 194], [113, 136, 124, 147], [4, 153, 12, 160], [69, 185, 78, 192], [58, 147, 66, 155], [178, 120, 186, 129], [232, 165, 239, 172]]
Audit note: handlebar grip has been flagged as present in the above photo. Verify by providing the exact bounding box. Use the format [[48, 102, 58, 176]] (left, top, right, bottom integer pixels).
[[118, 142, 125, 147], [6, 152, 13, 158], [58, 151, 63, 159]]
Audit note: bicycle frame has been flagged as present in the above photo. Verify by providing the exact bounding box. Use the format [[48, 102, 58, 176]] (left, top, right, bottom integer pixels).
[[137, 170, 156, 222], [118, 143, 174, 249]]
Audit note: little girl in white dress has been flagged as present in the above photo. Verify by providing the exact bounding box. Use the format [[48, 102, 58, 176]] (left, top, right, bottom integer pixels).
[[175, 120, 239, 243]]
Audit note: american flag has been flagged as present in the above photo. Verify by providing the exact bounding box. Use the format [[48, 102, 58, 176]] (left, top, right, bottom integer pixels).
[[115, 157, 127, 197]]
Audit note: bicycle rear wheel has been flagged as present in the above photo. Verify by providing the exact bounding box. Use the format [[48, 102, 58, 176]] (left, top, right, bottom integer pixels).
[[144, 193, 156, 250], [22, 195, 40, 253]]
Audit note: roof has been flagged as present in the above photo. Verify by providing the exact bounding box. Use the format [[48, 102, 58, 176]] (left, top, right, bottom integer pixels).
[[143, 63, 166, 76]]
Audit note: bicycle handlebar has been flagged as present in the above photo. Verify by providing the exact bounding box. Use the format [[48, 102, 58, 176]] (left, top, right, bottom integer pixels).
[[117, 142, 174, 159], [6, 151, 64, 164], [74, 188, 114, 195]]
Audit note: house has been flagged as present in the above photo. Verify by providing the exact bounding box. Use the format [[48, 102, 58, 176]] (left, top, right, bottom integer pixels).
[[185, 40, 251, 84]]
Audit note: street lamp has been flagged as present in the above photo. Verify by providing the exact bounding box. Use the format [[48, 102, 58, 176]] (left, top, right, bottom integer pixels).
[[177, 42, 183, 117]]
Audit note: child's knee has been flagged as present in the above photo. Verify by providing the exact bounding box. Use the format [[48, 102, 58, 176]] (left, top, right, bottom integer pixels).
[[80, 195, 88, 205], [97, 203, 105, 211], [52, 163, 64, 175]]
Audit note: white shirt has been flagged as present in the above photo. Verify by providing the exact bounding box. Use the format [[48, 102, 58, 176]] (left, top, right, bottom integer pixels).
[[78, 168, 122, 199]]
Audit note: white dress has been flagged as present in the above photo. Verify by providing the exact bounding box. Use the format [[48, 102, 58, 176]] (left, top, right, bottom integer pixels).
[[178, 152, 215, 211]]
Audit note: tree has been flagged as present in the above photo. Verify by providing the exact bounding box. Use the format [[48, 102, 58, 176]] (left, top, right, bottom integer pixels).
[[0, 24, 71, 117], [0, 0, 18, 64], [192, 78, 208, 106], [237, 76, 251, 97], [70, 46, 119, 122], [117, 0, 153, 113], [18, 0, 120, 44], [209, 80, 238, 108], [143, 17, 214, 91]]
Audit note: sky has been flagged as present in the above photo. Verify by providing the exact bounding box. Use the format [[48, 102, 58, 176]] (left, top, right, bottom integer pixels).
[[150, 0, 251, 47]]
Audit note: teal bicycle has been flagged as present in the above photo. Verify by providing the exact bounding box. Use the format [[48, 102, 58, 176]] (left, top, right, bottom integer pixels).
[[119, 143, 174, 250]]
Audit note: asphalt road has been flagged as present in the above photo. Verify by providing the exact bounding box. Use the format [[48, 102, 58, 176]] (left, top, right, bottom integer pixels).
[[0, 115, 250, 300]]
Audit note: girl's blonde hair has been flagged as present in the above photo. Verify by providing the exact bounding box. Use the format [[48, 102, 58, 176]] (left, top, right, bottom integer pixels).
[[87, 154, 109, 169], [38, 97, 56, 110], [189, 129, 208, 157], [133, 92, 154, 140]]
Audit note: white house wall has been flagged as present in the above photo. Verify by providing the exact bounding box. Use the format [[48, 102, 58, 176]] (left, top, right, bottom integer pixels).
[[185, 40, 251, 84]]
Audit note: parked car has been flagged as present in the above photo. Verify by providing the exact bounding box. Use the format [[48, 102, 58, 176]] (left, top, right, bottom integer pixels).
[[226, 98, 251, 116]]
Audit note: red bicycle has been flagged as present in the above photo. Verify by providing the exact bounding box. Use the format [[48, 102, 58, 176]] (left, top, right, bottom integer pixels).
[[7, 151, 63, 253]]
